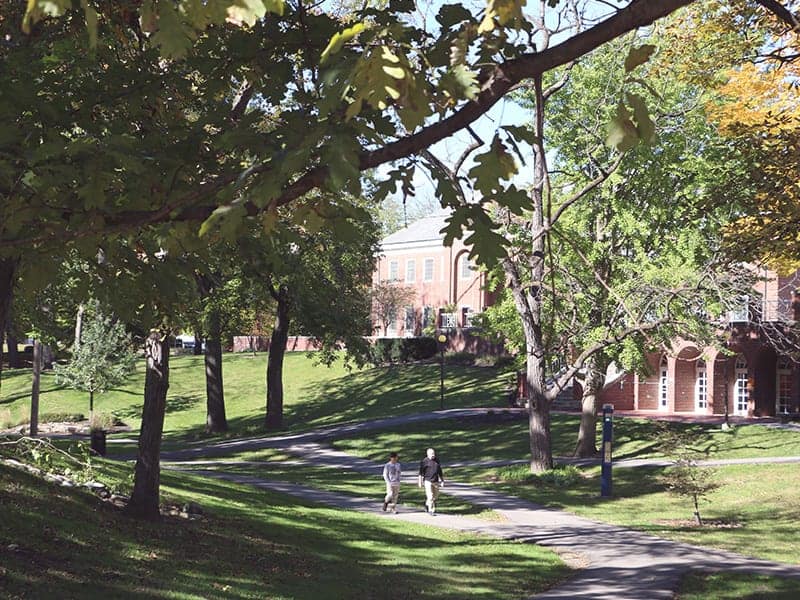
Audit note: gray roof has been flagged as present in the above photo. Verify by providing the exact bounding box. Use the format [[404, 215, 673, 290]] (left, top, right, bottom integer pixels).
[[381, 211, 451, 246]]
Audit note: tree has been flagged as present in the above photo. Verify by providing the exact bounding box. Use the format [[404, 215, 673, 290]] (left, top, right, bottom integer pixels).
[[5, 0, 798, 510], [656, 422, 721, 526], [54, 306, 137, 417], [371, 281, 417, 336], [234, 202, 380, 430]]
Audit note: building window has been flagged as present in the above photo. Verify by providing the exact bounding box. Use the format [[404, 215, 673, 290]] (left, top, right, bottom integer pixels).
[[734, 356, 749, 415], [422, 306, 436, 328], [386, 308, 397, 336], [405, 259, 415, 283], [404, 306, 415, 336], [388, 260, 399, 282], [695, 360, 707, 411], [460, 254, 475, 279], [659, 357, 668, 410], [777, 358, 792, 414], [423, 258, 434, 282]]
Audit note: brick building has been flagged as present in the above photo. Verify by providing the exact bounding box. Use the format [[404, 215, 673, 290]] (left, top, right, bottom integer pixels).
[[599, 269, 800, 418], [373, 212, 497, 348]]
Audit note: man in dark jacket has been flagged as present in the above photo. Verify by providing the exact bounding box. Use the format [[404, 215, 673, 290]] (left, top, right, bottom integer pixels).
[[418, 447, 445, 514]]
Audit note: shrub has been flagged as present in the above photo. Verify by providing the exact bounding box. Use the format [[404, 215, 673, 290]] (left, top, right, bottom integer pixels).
[[536, 465, 583, 487], [0, 408, 15, 430], [39, 412, 86, 423], [88, 412, 117, 432], [445, 351, 476, 366], [370, 337, 438, 364]]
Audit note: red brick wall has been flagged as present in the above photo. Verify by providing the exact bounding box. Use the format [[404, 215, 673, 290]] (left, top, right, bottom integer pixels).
[[598, 374, 635, 410]]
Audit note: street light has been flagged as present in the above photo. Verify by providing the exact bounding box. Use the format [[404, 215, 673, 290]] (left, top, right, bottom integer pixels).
[[437, 333, 447, 410]]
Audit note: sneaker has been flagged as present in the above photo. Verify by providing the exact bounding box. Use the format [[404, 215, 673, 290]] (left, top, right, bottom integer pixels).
[[382, 501, 388, 512]]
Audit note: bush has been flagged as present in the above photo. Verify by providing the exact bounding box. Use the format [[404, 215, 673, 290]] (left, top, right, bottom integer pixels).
[[39, 412, 86, 423], [536, 465, 583, 487], [89, 412, 117, 432], [445, 351, 476, 366], [370, 337, 438, 364], [0, 408, 15, 430]]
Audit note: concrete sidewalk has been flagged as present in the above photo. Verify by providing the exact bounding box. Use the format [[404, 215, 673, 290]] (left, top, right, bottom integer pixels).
[[171, 436, 800, 599]]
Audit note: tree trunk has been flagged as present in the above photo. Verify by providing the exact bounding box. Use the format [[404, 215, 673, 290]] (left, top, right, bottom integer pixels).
[[193, 332, 203, 356], [6, 329, 20, 368], [265, 294, 290, 430], [41, 344, 54, 370], [0, 257, 16, 342], [526, 350, 553, 472], [204, 309, 227, 433], [74, 303, 85, 350], [30, 339, 41, 437], [126, 331, 170, 520], [574, 355, 608, 458]]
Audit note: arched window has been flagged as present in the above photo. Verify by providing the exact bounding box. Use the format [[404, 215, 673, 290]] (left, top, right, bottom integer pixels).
[[695, 360, 707, 411], [734, 356, 749, 416], [659, 356, 668, 410]]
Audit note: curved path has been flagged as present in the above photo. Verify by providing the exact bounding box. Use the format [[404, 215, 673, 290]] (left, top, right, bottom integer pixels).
[[162, 409, 800, 599]]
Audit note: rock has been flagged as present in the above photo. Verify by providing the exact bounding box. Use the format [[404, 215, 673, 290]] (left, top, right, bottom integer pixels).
[[60, 480, 75, 487], [83, 481, 107, 491], [7, 544, 19, 552], [182, 502, 202, 515]]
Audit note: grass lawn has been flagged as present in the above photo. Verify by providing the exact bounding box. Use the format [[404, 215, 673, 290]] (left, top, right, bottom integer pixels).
[[0, 353, 510, 444], [331, 412, 800, 463], [194, 461, 502, 520], [0, 461, 571, 599], [329, 417, 800, 563], [677, 572, 800, 599]]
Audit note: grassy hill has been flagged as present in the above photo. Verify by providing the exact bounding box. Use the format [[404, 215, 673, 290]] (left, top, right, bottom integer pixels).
[[0, 461, 571, 599], [1, 352, 511, 442]]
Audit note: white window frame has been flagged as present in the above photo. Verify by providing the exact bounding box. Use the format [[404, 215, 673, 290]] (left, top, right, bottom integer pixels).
[[695, 360, 707, 412], [388, 260, 399, 282], [405, 259, 415, 283], [777, 358, 792, 415], [734, 357, 749, 416], [423, 257, 434, 282], [460, 254, 474, 279], [659, 357, 669, 411]]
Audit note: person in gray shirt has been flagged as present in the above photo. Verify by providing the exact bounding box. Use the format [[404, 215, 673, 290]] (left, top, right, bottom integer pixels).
[[382, 452, 401, 513]]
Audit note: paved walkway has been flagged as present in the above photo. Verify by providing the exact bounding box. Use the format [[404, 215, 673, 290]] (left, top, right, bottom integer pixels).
[[163, 410, 800, 599]]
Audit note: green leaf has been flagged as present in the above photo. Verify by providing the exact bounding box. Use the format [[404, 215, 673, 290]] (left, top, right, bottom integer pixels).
[[606, 103, 639, 152], [199, 202, 247, 238], [321, 22, 367, 65], [624, 44, 657, 73], [437, 4, 473, 27], [22, 0, 72, 34], [626, 92, 656, 144], [468, 136, 518, 196]]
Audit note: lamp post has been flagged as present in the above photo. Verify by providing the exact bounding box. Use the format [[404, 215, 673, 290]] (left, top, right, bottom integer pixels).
[[600, 404, 614, 497], [437, 333, 446, 410]]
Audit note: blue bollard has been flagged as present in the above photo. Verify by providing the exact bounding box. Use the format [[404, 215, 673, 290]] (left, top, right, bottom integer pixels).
[[601, 404, 614, 497]]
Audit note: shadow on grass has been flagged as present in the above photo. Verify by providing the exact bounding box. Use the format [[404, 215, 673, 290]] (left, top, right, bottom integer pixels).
[[1, 463, 570, 600]]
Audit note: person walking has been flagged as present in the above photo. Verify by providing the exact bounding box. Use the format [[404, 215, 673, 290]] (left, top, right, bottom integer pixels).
[[382, 451, 401, 513], [418, 447, 444, 515]]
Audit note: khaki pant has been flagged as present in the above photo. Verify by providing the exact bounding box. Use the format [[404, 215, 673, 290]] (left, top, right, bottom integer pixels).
[[424, 480, 440, 513], [384, 483, 400, 510]]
